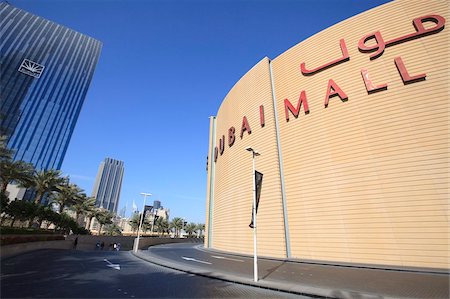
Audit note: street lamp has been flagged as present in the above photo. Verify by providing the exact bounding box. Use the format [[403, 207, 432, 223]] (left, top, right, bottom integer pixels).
[[134, 192, 152, 252], [245, 146, 260, 282]]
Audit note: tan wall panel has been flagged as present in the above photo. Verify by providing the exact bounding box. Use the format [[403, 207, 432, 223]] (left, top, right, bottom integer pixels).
[[211, 58, 287, 257], [271, 0, 449, 268], [207, 0, 449, 269]]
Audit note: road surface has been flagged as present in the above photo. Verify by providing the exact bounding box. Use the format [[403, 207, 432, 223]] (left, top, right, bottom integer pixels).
[[1, 249, 305, 298]]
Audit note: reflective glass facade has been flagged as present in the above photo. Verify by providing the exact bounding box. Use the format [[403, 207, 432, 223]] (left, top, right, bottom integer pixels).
[[92, 158, 124, 214], [0, 2, 102, 170]]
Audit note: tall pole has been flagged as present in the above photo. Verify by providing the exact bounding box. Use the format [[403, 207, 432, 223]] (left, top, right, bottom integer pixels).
[[246, 147, 260, 282], [134, 192, 151, 252], [251, 151, 258, 282]]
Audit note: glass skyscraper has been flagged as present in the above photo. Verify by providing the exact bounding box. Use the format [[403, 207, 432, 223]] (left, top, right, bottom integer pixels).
[[92, 158, 124, 214], [0, 2, 102, 170]]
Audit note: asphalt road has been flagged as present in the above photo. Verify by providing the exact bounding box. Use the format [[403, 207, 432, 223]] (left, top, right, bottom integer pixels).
[[0, 249, 305, 298]]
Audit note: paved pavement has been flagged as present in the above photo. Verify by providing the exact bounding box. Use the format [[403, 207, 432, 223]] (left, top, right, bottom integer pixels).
[[134, 243, 450, 299]]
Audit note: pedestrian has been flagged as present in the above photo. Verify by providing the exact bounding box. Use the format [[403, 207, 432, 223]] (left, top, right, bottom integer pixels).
[[73, 236, 78, 250], [116, 243, 121, 251], [113, 243, 117, 251], [96, 242, 100, 250], [100, 241, 105, 250]]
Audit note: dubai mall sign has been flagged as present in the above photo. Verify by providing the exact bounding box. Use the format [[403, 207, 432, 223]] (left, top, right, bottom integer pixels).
[[213, 14, 446, 162]]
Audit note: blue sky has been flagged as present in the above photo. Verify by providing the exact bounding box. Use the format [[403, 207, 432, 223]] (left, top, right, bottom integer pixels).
[[12, 0, 390, 223]]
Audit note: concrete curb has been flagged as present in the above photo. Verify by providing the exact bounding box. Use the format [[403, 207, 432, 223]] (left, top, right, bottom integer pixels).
[[131, 250, 341, 298]]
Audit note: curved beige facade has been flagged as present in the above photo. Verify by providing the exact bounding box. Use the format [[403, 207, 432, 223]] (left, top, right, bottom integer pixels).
[[206, 0, 449, 270]]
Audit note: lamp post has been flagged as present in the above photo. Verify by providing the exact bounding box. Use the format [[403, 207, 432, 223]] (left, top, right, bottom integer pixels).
[[134, 192, 152, 252], [245, 146, 260, 282]]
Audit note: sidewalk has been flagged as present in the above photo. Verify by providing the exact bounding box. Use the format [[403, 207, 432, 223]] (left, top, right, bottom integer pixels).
[[132, 245, 450, 299]]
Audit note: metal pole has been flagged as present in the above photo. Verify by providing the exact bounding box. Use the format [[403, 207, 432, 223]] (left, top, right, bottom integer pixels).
[[252, 152, 258, 282], [135, 193, 151, 252]]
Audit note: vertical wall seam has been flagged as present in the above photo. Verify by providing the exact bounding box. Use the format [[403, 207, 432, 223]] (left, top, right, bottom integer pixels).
[[268, 60, 291, 258], [207, 116, 217, 248]]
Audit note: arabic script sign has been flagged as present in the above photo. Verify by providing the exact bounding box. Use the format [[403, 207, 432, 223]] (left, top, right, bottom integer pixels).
[[18, 59, 45, 78], [212, 14, 446, 163]]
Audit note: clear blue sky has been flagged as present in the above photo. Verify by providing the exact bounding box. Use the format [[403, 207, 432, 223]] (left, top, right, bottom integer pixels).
[[12, 0, 391, 223]]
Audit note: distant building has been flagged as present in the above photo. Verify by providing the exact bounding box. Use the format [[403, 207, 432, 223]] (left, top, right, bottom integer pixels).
[[91, 158, 124, 214], [0, 2, 102, 171], [153, 200, 161, 210]]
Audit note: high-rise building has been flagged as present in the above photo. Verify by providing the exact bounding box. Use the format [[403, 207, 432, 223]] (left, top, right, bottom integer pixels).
[[0, 2, 102, 170], [92, 158, 124, 214], [153, 200, 161, 210]]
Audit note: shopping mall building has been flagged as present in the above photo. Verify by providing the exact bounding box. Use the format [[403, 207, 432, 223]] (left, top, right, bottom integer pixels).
[[205, 0, 448, 270]]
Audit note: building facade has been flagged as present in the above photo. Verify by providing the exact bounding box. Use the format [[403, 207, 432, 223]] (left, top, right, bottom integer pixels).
[[92, 158, 124, 214], [0, 2, 102, 170], [206, 0, 449, 270]]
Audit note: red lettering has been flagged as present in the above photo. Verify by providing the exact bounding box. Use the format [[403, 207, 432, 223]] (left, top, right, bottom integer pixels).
[[240, 116, 252, 138], [260, 105, 265, 128], [284, 91, 309, 121], [214, 147, 218, 162], [228, 127, 235, 147], [324, 79, 348, 108], [219, 135, 225, 155], [394, 56, 426, 84], [361, 68, 388, 94]]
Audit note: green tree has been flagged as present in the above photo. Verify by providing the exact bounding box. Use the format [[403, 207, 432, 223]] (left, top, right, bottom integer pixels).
[[54, 212, 77, 234], [5, 200, 38, 227], [0, 192, 9, 217], [104, 223, 122, 236], [35, 205, 57, 228], [0, 159, 34, 194], [169, 217, 184, 237], [184, 222, 197, 237], [31, 169, 66, 204]]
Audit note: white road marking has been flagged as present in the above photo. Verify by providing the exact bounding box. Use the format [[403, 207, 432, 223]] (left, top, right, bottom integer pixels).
[[181, 256, 212, 265], [104, 258, 121, 270], [211, 255, 244, 262]]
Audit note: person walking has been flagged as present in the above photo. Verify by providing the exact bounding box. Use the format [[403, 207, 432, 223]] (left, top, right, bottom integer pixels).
[[73, 236, 78, 250]]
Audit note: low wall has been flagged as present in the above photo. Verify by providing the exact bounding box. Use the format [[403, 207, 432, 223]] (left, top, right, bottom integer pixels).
[[1, 239, 73, 259], [76, 235, 203, 251], [0, 235, 204, 259], [135, 237, 204, 250]]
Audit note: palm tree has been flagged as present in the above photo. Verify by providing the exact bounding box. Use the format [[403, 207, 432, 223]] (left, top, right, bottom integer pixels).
[[32, 169, 66, 204], [184, 222, 197, 238], [51, 182, 83, 213], [0, 159, 34, 194], [128, 213, 141, 235], [71, 195, 96, 226], [155, 217, 169, 236], [170, 217, 184, 237], [95, 209, 113, 235], [0, 135, 13, 161], [196, 223, 205, 237], [85, 205, 100, 231]]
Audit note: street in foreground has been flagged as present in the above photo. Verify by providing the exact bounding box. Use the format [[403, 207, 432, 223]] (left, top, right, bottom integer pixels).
[[0, 249, 305, 298]]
